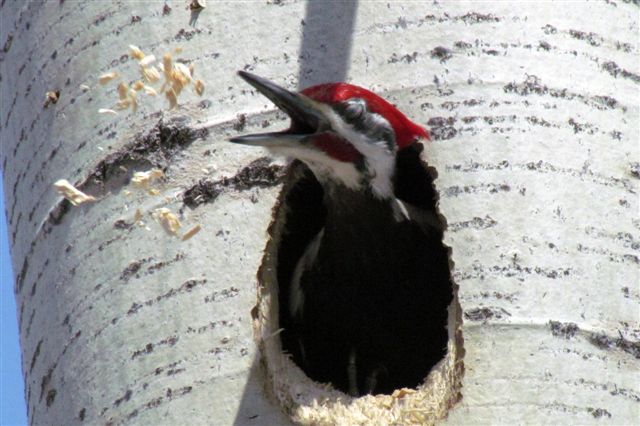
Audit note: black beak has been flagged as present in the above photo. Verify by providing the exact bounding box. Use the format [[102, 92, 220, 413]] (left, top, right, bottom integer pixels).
[[229, 71, 327, 148]]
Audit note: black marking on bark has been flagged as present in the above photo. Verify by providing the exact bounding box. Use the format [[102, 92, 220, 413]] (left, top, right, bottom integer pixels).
[[464, 307, 511, 322], [451, 159, 635, 194], [182, 157, 285, 208], [459, 12, 500, 23], [431, 46, 452, 62], [25, 309, 36, 337], [114, 389, 132, 407], [449, 215, 498, 232], [131, 336, 178, 360], [538, 41, 551, 51], [589, 332, 640, 358], [577, 244, 639, 265], [79, 408, 86, 421], [186, 319, 234, 335], [455, 263, 572, 282], [127, 278, 206, 316], [388, 51, 418, 64], [175, 28, 202, 41], [568, 29, 602, 46], [39, 366, 55, 402], [29, 339, 43, 373], [1, 31, 13, 55], [587, 408, 612, 418], [146, 252, 185, 274], [427, 116, 457, 140], [504, 75, 627, 111], [629, 162, 640, 179], [549, 320, 579, 339], [120, 257, 153, 282], [601, 61, 640, 83], [454, 41, 472, 49], [233, 113, 247, 131], [46, 389, 56, 407], [203, 286, 240, 303], [443, 183, 511, 197]]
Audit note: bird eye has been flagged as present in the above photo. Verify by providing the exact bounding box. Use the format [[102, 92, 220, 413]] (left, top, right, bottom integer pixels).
[[343, 98, 366, 120]]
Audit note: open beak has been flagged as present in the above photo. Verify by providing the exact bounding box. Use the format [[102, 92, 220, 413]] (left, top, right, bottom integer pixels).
[[229, 71, 327, 148]]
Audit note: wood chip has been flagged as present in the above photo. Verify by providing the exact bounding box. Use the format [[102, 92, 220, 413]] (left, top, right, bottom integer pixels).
[[141, 66, 161, 83], [154, 208, 181, 236], [98, 71, 119, 85], [194, 79, 205, 96], [117, 82, 129, 100], [144, 86, 158, 96], [54, 179, 96, 205], [131, 169, 164, 188], [166, 88, 178, 109], [139, 54, 156, 67], [129, 45, 145, 60], [181, 224, 202, 241]]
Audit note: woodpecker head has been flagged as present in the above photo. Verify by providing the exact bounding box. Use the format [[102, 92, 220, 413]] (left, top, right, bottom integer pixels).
[[230, 71, 429, 199]]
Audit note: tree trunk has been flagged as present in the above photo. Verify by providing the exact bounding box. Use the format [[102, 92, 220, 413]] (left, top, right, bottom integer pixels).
[[1, 1, 637, 425]]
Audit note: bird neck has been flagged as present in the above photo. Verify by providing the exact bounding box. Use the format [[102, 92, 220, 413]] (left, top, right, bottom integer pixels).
[[321, 181, 397, 236]]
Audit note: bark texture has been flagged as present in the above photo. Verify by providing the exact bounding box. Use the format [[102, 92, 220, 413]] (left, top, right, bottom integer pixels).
[[1, 1, 638, 425]]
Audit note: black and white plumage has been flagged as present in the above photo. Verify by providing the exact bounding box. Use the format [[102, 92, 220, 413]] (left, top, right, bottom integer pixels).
[[230, 72, 452, 396]]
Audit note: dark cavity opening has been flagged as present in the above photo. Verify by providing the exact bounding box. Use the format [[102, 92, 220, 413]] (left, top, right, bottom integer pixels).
[[276, 143, 453, 396]]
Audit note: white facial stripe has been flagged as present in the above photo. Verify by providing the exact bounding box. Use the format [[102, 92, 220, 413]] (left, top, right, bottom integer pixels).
[[317, 104, 396, 199], [275, 146, 362, 190]]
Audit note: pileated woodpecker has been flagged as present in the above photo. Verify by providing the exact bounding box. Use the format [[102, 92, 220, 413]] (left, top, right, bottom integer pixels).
[[230, 71, 452, 396]]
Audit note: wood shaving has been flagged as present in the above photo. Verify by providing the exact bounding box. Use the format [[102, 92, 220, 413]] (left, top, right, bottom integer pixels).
[[80, 84, 90, 91], [139, 54, 156, 67], [141, 66, 161, 83], [98, 71, 119, 85], [129, 45, 145, 60], [154, 208, 181, 236], [166, 88, 178, 109], [98, 108, 118, 115], [129, 89, 138, 113], [181, 224, 201, 241], [194, 79, 205, 96], [132, 80, 145, 91], [144, 86, 158, 96], [54, 179, 96, 205], [131, 169, 164, 188], [117, 82, 129, 100], [148, 188, 160, 196], [163, 53, 173, 80], [115, 99, 131, 110]]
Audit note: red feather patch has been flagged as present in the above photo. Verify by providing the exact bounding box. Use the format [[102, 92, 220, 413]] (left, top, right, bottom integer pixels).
[[302, 83, 429, 149], [310, 132, 363, 163]]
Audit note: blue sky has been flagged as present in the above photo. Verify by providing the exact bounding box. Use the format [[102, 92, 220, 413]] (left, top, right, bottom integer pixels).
[[1, 173, 28, 425]]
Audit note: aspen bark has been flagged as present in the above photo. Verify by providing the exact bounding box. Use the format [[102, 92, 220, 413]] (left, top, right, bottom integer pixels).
[[1, 1, 637, 425]]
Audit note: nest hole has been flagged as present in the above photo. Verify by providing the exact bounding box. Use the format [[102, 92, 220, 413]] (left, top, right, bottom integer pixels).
[[255, 142, 463, 422]]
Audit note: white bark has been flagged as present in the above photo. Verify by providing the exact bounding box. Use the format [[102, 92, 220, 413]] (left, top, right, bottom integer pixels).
[[1, 1, 637, 425]]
